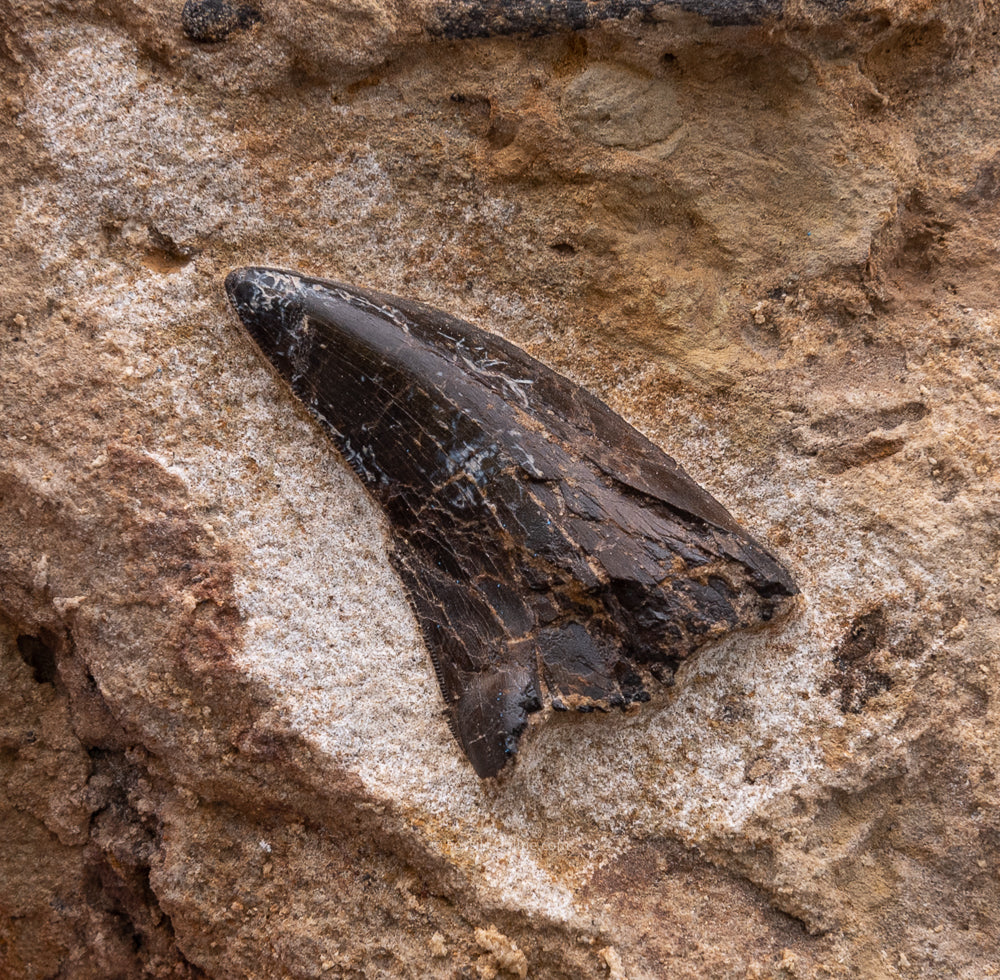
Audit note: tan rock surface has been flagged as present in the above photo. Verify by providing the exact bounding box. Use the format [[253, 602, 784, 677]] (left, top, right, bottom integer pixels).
[[2, 1, 999, 977]]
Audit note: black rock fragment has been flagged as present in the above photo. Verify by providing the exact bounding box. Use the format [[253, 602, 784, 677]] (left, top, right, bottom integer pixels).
[[181, 0, 262, 43]]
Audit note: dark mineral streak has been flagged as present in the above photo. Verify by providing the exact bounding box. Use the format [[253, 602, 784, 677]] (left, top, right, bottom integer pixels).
[[226, 268, 798, 777], [427, 0, 841, 36]]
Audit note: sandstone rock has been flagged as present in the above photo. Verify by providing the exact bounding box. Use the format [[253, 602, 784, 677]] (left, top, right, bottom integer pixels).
[[2, 0, 999, 977]]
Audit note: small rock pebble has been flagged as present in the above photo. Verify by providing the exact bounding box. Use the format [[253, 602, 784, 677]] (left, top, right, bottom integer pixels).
[[181, 0, 261, 43]]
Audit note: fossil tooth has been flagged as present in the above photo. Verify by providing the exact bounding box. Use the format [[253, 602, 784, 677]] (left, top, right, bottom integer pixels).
[[226, 267, 797, 777]]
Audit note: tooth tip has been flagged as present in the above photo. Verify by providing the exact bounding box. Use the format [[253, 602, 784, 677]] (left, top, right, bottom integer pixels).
[[223, 268, 245, 297]]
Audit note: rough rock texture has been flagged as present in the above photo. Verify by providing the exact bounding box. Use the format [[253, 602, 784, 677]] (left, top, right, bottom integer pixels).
[[1, 0, 999, 977]]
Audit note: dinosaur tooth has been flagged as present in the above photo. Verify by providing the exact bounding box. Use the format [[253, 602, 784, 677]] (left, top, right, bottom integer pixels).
[[225, 266, 797, 777]]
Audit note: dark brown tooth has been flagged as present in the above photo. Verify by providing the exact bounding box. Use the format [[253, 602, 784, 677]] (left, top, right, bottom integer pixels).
[[226, 267, 798, 778]]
